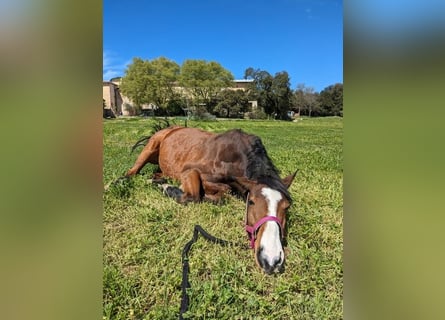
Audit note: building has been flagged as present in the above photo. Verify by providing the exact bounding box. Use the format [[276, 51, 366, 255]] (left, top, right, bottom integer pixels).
[[230, 79, 254, 91], [102, 80, 122, 117]]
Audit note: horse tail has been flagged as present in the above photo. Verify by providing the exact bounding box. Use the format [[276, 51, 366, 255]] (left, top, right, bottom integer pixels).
[[130, 135, 152, 154], [130, 118, 173, 154], [152, 118, 171, 132]]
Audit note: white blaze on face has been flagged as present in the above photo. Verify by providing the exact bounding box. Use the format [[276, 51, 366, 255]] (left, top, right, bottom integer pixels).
[[259, 187, 284, 266]]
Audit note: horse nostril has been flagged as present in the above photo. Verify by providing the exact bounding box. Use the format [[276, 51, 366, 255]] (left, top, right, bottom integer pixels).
[[257, 247, 285, 274], [271, 253, 283, 270]]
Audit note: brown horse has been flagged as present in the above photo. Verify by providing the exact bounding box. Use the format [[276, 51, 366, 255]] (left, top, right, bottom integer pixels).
[[125, 125, 297, 274]]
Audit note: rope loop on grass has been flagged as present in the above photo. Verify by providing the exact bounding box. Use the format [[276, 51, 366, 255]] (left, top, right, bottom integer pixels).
[[179, 224, 248, 319]]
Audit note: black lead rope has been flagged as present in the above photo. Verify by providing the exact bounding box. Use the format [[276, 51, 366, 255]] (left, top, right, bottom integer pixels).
[[179, 225, 248, 319]]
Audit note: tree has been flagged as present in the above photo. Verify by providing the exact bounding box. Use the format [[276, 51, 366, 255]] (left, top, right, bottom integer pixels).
[[149, 57, 181, 114], [214, 89, 249, 118], [119, 58, 150, 108], [179, 60, 234, 113], [244, 67, 258, 80], [120, 57, 180, 114], [271, 71, 292, 119], [244, 68, 273, 113], [293, 84, 320, 117], [318, 83, 343, 116], [244, 68, 292, 119], [292, 84, 305, 115], [306, 90, 320, 117]]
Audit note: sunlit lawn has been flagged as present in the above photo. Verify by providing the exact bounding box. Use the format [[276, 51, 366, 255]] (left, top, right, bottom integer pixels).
[[103, 117, 343, 319]]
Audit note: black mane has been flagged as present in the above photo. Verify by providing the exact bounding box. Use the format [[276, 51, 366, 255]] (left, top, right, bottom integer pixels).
[[245, 134, 292, 202]]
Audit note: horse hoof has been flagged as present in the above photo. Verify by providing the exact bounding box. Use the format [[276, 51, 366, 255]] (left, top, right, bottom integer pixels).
[[161, 184, 183, 200]]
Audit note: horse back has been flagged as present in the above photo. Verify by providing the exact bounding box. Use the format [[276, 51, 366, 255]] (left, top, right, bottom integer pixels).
[[159, 128, 251, 180]]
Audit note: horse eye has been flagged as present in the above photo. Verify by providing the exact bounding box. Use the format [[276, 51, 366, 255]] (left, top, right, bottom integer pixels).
[[248, 199, 255, 206]]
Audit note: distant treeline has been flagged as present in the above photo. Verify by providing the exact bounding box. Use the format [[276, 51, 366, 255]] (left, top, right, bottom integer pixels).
[[119, 57, 342, 119]]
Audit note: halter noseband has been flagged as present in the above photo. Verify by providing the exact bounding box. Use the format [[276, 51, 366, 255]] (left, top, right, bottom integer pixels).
[[245, 215, 283, 249]]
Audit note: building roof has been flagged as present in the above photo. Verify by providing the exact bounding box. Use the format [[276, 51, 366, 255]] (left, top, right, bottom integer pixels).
[[234, 79, 254, 82]]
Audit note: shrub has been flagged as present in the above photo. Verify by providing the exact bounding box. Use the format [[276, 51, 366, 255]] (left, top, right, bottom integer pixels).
[[246, 109, 267, 120]]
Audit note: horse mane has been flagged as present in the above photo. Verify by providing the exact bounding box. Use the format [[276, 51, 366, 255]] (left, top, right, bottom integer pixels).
[[244, 133, 292, 202], [130, 118, 174, 154]]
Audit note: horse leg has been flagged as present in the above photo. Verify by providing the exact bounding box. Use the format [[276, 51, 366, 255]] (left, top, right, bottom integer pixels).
[[162, 169, 203, 204], [126, 126, 184, 177], [149, 171, 167, 184], [201, 180, 231, 204]]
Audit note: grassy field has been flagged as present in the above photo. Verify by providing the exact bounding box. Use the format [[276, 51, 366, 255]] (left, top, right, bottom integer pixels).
[[103, 117, 343, 319]]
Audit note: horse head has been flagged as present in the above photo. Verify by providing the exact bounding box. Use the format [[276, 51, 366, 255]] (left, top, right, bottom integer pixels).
[[233, 171, 297, 274]]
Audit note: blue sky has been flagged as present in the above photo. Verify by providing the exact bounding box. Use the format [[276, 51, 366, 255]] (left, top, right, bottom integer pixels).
[[103, 0, 343, 92]]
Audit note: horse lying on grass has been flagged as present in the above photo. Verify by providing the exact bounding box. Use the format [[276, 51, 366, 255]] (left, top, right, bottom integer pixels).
[[123, 125, 297, 274]]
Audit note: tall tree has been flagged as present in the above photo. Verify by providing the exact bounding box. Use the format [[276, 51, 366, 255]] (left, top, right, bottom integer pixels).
[[119, 57, 150, 108], [293, 83, 306, 114], [120, 57, 180, 113], [271, 71, 292, 119], [149, 57, 181, 113], [244, 68, 292, 119], [244, 68, 273, 112], [306, 90, 320, 117], [214, 89, 249, 118], [179, 60, 234, 112], [293, 84, 320, 117], [318, 83, 343, 116], [244, 67, 258, 80]]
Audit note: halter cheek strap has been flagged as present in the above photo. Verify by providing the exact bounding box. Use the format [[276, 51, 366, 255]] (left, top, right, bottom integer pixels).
[[245, 216, 283, 249], [244, 192, 284, 249]]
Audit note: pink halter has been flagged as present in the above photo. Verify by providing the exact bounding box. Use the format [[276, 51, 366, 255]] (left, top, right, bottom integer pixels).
[[245, 215, 283, 249]]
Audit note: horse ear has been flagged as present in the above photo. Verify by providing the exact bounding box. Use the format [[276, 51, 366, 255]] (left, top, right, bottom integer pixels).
[[282, 170, 298, 189]]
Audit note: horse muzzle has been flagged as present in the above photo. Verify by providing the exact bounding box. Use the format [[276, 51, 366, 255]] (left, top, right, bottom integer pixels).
[[256, 243, 285, 274], [246, 217, 285, 274]]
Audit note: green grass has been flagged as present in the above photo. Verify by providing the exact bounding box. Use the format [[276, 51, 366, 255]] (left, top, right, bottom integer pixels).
[[103, 117, 343, 319]]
